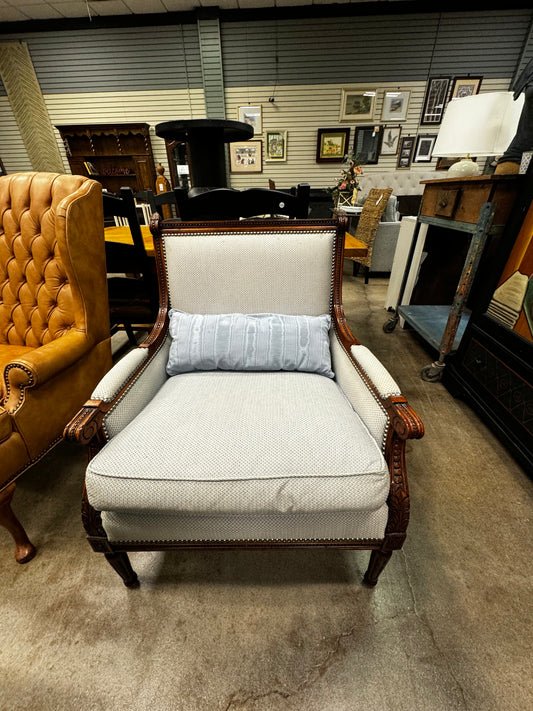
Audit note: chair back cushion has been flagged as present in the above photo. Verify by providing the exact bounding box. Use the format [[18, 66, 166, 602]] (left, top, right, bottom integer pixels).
[[161, 223, 337, 316]]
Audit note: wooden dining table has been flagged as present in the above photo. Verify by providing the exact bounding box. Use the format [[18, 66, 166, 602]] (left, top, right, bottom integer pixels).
[[104, 225, 368, 261], [104, 225, 156, 257]]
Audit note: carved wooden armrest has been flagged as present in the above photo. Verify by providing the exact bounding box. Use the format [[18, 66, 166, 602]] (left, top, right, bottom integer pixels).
[[63, 399, 111, 445], [384, 396, 425, 441]]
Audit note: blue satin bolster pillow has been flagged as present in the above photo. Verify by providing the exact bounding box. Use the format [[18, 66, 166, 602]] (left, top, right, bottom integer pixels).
[[166, 310, 334, 377]]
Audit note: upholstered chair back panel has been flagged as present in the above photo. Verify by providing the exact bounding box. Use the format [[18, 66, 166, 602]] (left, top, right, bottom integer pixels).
[[163, 230, 336, 316], [0, 172, 97, 347]]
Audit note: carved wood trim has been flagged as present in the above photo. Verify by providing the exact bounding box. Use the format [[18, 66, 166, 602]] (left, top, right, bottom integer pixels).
[[81, 485, 113, 553], [384, 396, 425, 441], [156, 218, 340, 233], [103, 538, 385, 553], [63, 399, 110, 444]]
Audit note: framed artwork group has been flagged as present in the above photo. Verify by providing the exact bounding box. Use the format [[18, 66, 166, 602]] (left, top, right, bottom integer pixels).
[[233, 74, 483, 174], [233, 105, 288, 171]]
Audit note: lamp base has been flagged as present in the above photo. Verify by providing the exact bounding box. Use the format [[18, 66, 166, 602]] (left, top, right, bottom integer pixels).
[[447, 158, 481, 177]]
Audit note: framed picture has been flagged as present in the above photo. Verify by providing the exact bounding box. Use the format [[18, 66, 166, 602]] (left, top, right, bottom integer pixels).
[[316, 128, 350, 163], [380, 126, 402, 156], [353, 125, 382, 165], [381, 91, 410, 122], [414, 134, 437, 162], [340, 88, 376, 121], [397, 136, 416, 169], [265, 131, 287, 161], [229, 140, 262, 173], [421, 77, 451, 125], [450, 76, 482, 100], [237, 105, 262, 135]]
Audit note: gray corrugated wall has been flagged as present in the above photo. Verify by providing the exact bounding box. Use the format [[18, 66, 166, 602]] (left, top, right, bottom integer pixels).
[[0, 25, 202, 93], [1, 10, 531, 95], [198, 17, 225, 118], [221, 11, 532, 87]]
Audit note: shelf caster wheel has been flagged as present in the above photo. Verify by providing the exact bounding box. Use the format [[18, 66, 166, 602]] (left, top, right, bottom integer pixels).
[[420, 362, 445, 382], [383, 317, 398, 334]]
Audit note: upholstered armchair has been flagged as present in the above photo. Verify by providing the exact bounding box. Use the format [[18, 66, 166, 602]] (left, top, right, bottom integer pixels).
[[66, 216, 423, 587], [0, 172, 112, 563]]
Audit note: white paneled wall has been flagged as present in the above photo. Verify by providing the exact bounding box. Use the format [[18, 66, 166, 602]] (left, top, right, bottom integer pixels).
[[45, 89, 205, 178], [0, 97, 32, 172], [1, 77, 512, 191], [226, 77, 512, 191]]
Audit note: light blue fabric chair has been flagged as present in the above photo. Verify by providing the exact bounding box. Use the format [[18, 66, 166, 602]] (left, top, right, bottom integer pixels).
[[66, 217, 423, 587]]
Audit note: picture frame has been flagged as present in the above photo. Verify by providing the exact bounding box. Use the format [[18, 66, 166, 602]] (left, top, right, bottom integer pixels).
[[229, 140, 262, 173], [316, 128, 350, 163], [265, 131, 287, 161], [414, 134, 437, 163], [396, 136, 416, 169], [380, 126, 402, 156], [381, 91, 410, 122], [421, 77, 451, 125], [237, 105, 262, 135], [450, 76, 482, 100], [353, 125, 382, 165], [340, 88, 376, 121]]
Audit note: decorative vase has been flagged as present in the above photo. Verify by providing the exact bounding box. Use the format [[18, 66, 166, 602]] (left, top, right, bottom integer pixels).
[[336, 192, 353, 209]]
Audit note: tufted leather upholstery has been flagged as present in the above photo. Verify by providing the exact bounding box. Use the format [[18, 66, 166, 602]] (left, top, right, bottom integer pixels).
[[0, 172, 112, 563]]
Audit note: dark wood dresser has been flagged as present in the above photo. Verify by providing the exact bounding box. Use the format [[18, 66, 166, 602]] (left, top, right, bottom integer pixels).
[[444, 170, 533, 476]]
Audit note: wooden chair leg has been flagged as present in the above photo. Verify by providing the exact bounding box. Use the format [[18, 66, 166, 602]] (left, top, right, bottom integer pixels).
[[364, 266, 370, 284], [0, 483, 36, 564], [363, 549, 392, 586], [105, 551, 139, 587]]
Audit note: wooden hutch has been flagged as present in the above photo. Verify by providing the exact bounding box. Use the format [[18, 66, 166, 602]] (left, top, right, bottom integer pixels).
[[56, 123, 157, 194]]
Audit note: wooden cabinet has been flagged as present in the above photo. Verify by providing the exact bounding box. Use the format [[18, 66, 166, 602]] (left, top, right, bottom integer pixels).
[[443, 172, 533, 476], [56, 123, 156, 194], [385, 175, 522, 381]]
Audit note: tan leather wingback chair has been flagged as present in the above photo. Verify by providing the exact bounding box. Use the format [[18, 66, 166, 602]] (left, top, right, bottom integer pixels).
[[0, 172, 112, 563]]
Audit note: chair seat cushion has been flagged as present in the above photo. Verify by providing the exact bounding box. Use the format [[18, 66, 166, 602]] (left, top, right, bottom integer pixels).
[[86, 371, 389, 516]]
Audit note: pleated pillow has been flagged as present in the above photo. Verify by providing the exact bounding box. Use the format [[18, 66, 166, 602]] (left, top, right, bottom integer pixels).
[[166, 310, 334, 377]]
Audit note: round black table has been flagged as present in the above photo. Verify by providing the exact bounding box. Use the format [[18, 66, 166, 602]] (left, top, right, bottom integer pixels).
[[155, 119, 254, 188]]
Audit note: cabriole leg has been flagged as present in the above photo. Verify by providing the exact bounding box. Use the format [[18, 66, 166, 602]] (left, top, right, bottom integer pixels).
[[104, 551, 139, 587], [0, 483, 36, 564], [363, 549, 392, 586]]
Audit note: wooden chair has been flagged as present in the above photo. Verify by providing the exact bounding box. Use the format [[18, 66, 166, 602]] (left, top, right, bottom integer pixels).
[[173, 183, 310, 220], [65, 216, 424, 587], [136, 189, 177, 220], [347, 188, 393, 283], [103, 187, 158, 346]]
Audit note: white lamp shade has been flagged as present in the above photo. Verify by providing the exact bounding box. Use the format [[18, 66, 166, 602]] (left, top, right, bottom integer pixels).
[[432, 91, 525, 158]]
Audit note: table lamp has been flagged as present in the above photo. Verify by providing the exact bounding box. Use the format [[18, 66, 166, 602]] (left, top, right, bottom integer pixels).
[[432, 91, 525, 177]]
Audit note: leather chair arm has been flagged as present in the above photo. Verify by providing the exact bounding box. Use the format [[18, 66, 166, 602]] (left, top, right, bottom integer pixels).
[[3, 331, 93, 413], [0, 406, 14, 444]]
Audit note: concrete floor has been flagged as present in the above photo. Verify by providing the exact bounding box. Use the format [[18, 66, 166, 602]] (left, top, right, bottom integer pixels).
[[1, 272, 532, 711]]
